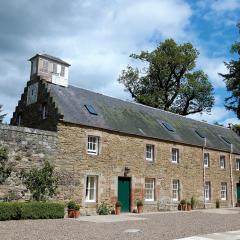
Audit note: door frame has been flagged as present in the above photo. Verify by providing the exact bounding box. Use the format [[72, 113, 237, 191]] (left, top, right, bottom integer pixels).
[[117, 176, 131, 212]]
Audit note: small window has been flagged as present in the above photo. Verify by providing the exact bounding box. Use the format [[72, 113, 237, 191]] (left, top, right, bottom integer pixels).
[[42, 60, 48, 73], [85, 176, 97, 202], [145, 178, 155, 201], [220, 182, 227, 200], [87, 136, 99, 155], [172, 148, 179, 163], [162, 121, 175, 132], [85, 104, 98, 115], [204, 153, 210, 167], [220, 155, 226, 169], [195, 129, 205, 138], [236, 159, 240, 171], [146, 144, 154, 161], [204, 182, 211, 201], [53, 63, 57, 74], [17, 114, 22, 126], [60, 65, 65, 77], [172, 180, 180, 201], [41, 104, 48, 120]]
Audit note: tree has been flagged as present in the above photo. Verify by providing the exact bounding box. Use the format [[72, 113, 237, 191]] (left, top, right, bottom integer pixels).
[[219, 23, 240, 118], [119, 39, 214, 115], [21, 161, 58, 201], [0, 105, 6, 123]]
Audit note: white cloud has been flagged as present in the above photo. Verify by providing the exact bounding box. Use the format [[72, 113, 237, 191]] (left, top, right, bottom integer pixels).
[[197, 56, 227, 88], [211, 0, 240, 12], [188, 106, 230, 124]]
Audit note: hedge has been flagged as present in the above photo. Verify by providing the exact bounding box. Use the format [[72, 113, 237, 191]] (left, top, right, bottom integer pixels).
[[0, 202, 65, 221]]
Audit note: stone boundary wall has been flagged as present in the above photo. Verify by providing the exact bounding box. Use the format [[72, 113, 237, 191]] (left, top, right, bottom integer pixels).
[[0, 124, 57, 200]]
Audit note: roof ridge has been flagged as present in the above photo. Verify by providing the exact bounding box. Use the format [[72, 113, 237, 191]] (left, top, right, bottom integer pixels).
[[68, 84, 230, 131]]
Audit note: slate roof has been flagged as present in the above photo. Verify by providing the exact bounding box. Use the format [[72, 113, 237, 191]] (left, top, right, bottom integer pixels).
[[48, 83, 240, 154], [29, 54, 71, 66]]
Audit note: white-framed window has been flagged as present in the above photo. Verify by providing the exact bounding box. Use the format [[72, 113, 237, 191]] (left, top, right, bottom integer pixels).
[[85, 175, 97, 202], [236, 159, 240, 171], [145, 178, 155, 201], [220, 182, 227, 200], [146, 144, 154, 161], [60, 65, 65, 77], [172, 179, 180, 201], [204, 153, 210, 167], [204, 181, 211, 201], [87, 136, 99, 155], [42, 60, 48, 73], [172, 148, 179, 163], [220, 155, 226, 169]]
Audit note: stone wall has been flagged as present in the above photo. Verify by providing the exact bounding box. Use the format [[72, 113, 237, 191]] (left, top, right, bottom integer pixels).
[[55, 122, 240, 213], [0, 124, 57, 200]]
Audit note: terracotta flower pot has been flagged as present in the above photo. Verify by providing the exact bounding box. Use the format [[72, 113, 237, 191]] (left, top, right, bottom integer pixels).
[[181, 204, 187, 211], [137, 206, 143, 214], [68, 209, 75, 218], [74, 210, 80, 218], [115, 206, 121, 215], [187, 204, 191, 211]]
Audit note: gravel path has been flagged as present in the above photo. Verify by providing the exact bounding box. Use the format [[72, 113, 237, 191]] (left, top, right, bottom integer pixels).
[[1, 210, 240, 240]]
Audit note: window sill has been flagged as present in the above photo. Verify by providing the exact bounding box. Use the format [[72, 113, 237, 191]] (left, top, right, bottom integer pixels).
[[87, 152, 98, 156], [144, 200, 157, 205]]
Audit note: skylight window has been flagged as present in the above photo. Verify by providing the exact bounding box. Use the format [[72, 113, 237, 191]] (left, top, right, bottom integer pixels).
[[162, 121, 175, 132], [195, 129, 205, 138], [85, 104, 98, 115], [221, 136, 231, 144]]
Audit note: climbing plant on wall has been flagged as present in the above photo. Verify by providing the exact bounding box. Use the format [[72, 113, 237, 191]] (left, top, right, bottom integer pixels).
[[0, 147, 12, 184]]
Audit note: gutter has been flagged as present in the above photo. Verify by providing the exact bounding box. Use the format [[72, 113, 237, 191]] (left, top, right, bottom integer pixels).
[[203, 137, 207, 209], [230, 144, 234, 208]]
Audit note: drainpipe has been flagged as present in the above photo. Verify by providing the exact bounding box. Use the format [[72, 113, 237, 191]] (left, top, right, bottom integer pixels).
[[229, 143, 234, 208], [203, 137, 207, 209]]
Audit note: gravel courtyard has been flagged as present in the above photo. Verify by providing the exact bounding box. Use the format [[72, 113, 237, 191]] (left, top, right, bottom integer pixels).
[[1, 209, 240, 240]]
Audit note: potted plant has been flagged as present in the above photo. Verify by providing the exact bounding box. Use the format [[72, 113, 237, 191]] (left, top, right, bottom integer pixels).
[[74, 204, 81, 218], [236, 200, 240, 207], [136, 199, 143, 213], [67, 201, 76, 218], [187, 200, 191, 211], [180, 199, 187, 211], [67, 201, 81, 218], [115, 201, 122, 215], [216, 199, 220, 208]]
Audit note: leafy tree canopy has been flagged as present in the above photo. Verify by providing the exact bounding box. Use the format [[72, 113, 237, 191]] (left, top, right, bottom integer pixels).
[[21, 161, 58, 201], [220, 23, 240, 118], [119, 39, 214, 115], [0, 105, 6, 123]]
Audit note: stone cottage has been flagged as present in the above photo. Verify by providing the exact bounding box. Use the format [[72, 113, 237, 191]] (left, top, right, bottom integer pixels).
[[10, 54, 240, 212]]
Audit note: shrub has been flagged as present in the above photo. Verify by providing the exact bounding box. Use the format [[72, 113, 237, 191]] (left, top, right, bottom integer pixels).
[[136, 199, 143, 207], [21, 161, 58, 201], [191, 196, 196, 209], [97, 202, 111, 215], [0, 202, 64, 221], [180, 199, 186, 205], [67, 201, 76, 210], [115, 201, 122, 207]]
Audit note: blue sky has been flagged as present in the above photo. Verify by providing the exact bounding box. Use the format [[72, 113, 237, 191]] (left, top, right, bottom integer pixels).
[[0, 0, 239, 125]]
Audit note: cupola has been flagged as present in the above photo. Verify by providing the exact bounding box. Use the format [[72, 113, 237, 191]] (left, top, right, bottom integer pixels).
[[29, 53, 70, 87]]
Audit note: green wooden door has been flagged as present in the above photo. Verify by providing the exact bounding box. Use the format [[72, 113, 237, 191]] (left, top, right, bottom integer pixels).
[[118, 177, 131, 212], [237, 183, 240, 201]]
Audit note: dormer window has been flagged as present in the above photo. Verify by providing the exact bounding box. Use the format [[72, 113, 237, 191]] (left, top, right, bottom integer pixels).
[[53, 63, 57, 74]]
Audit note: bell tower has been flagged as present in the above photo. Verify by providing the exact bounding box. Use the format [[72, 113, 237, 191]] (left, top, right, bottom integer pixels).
[[29, 53, 71, 87]]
